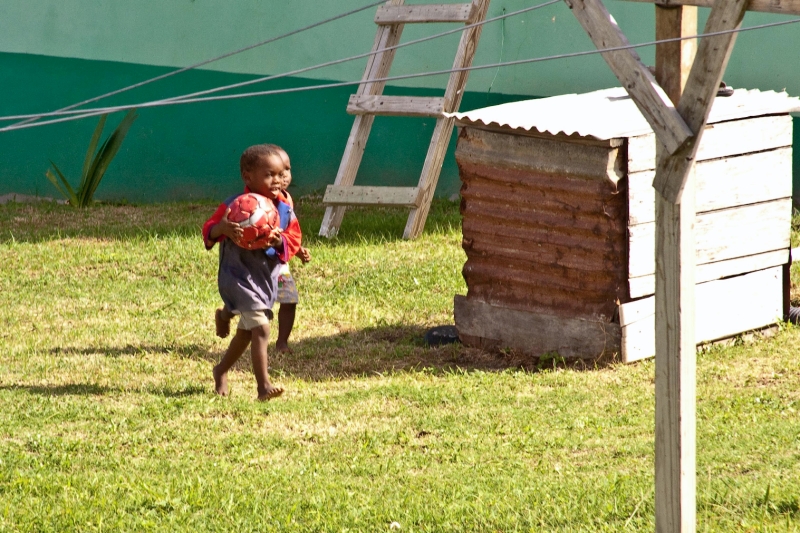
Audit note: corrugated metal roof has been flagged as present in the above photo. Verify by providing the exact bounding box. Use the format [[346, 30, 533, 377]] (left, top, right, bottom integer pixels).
[[452, 87, 800, 140]]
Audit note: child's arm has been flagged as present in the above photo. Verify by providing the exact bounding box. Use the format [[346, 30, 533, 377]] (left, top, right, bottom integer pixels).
[[203, 205, 243, 249], [297, 246, 311, 264], [265, 198, 303, 262], [277, 216, 302, 262]]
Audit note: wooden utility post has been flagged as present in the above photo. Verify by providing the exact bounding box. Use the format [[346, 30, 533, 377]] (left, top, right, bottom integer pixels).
[[653, 3, 748, 529], [653, 7, 697, 532], [564, 0, 764, 530]]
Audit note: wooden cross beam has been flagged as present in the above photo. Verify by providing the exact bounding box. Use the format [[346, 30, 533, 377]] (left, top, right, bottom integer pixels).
[[563, 0, 761, 531], [622, 0, 800, 15], [564, 0, 693, 155], [653, 0, 750, 202]]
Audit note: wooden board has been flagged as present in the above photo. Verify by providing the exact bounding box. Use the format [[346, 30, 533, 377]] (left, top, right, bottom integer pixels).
[[347, 95, 445, 117], [620, 0, 800, 16], [455, 127, 623, 183], [655, 5, 697, 104], [627, 114, 794, 173], [454, 295, 621, 359], [628, 198, 792, 278], [653, 0, 751, 203], [629, 249, 790, 298], [628, 147, 793, 226], [323, 185, 421, 207], [375, 3, 476, 24], [621, 266, 783, 362]]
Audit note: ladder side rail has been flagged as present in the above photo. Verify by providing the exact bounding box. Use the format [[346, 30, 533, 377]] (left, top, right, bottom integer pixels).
[[320, 0, 406, 237], [404, 0, 490, 238]]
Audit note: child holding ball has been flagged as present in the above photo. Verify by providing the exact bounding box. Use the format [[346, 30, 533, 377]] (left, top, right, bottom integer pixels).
[[202, 144, 301, 400]]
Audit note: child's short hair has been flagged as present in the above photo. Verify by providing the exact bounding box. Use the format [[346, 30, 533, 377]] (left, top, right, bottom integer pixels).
[[240, 144, 283, 175]]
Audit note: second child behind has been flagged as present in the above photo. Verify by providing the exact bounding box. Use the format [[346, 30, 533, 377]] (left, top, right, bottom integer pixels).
[[274, 146, 311, 354]]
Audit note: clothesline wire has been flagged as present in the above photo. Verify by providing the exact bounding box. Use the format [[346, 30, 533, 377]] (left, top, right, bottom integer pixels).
[[2, 0, 561, 125], [2, 16, 799, 133], [7, 0, 388, 129]]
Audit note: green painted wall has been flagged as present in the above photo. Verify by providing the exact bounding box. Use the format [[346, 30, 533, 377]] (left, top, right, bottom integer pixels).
[[1, 0, 799, 202], [0, 52, 525, 202], [3, 1, 799, 95]]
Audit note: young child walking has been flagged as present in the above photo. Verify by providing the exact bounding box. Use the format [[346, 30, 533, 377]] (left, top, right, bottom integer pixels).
[[274, 146, 311, 354], [203, 144, 301, 400], [214, 145, 311, 354]]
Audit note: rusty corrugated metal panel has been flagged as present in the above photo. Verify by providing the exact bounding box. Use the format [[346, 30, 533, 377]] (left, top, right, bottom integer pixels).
[[450, 87, 800, 140], [456, 127, 627, 321]]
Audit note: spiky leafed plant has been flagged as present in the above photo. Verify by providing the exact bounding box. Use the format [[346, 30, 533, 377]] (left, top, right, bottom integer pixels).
[[46, 109, 138, 208]]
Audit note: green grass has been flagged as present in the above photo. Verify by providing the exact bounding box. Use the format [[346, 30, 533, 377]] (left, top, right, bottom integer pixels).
[[0, 198, 799, 532]]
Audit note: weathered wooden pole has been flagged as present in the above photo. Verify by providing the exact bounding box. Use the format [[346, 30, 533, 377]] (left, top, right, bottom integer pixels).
[[653, 1, 750, 530], [653, 6, 697, 532]]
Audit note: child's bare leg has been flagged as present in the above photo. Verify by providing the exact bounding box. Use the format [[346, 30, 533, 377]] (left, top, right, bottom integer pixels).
[[276, 303, 296, 353], [213, 328, 250, 396], [250, 324, 284, 400], [215, 307, 234, 338]]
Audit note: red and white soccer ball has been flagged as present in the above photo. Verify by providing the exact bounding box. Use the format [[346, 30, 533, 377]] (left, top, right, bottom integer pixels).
[[226, 193, 280, 250]]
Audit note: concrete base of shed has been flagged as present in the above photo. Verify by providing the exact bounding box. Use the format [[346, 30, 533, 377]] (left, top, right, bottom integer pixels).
[[454, 296, 621, 359]]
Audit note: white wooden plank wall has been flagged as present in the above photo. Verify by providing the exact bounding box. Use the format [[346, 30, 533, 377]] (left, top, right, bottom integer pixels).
[[628, 147, 792, 226], [625, 114, 792, 298], [628, 249, 789, 298], [627, 114, 793, 173], [620, 266, 783, 362], [628, 198, 792, 279]]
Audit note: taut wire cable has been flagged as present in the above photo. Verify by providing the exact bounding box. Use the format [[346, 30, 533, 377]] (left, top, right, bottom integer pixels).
[[1, 0, 562, 124], [2, 17, 799, 133], [7, 0, 387, 129]]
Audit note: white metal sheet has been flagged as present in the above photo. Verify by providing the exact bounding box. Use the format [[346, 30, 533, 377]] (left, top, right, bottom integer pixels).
[[451, 87, 800, 140]]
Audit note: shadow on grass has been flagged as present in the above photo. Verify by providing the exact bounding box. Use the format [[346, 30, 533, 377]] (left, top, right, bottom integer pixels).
[[50, 343, 212, 359], [0, 198, 460, 245], [1, 381, 208, 398], [247, 325, 614, 381], [0, 383, 114, 396], [44, 324, 616, 383]]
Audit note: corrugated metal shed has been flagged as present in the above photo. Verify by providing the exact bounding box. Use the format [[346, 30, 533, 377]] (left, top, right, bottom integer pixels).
[[453, 87, 797, 360], [457, 129, 627, 322], [451, 87, 800, 140]]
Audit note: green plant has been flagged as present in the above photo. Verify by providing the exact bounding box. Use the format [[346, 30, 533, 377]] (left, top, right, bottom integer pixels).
[[45, 109, 138, 208], [537, 350, 566, 371]]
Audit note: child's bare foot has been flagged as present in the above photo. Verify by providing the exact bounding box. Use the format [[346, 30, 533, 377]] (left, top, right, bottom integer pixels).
[[213, 365, 229, 396], [275, 341, 293, 354], [215, 308, 230, 338], [257, 384, 284, 401]]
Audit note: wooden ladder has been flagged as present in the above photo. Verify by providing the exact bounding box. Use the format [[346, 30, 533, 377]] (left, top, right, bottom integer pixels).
[[319, 0, 491, 239]]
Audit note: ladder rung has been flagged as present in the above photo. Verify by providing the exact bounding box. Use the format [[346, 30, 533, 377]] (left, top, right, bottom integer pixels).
[[323, 186, 422, 207], [347, 95, 445, 117], [375, 4, 477, 24]]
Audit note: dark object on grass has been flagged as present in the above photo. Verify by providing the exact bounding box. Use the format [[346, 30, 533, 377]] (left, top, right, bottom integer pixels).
[[788, 307, 800, 325], [425, 325, 460, 346]]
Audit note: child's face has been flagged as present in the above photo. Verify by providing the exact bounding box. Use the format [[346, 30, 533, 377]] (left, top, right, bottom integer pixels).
[[279, 150, 292, 189], [243, 154, 285, 199]]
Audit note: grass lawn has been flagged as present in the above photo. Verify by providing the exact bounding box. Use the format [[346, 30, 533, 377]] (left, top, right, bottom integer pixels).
[[0, 198, 799, 532]]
